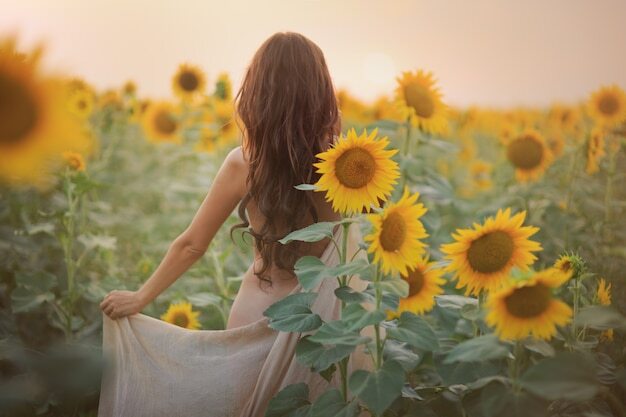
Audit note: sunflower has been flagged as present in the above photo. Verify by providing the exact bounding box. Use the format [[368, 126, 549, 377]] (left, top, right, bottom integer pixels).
[[172, 63, 206, 101], [0, 36, 93, 188], [364, 187, 428, 276], [585, 127, 606, 175], [552, 254, 576, 281], [548, 104, 581, 134], [369, 95, 404, 122], [470, 160, 493, 191], [213, 72, 232, 101], [394, 70, 448, 136], [485, 268, 572, 341], [212, 97, 234, 120], [66, 89, 94, 119], [587, 85, 626, 127], [160, 301, 201, 330], [337, 88, 372, 125], [141, 101, 182, 144], [506, 129, 553, 182], [62, 150, 86, 172], [122, 80, 136, 96], [387, 257, 445, 319], [313, 127, 400, 215], [596, 278, 614, 341], [441, 208, 542, 296], [195, 127, 222, 154]]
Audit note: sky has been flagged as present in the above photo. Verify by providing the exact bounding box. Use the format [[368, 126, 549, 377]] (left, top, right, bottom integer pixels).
[[2, 0, 626, 108]]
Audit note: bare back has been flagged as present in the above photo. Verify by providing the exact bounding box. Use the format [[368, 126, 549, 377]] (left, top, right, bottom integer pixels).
[[226, 146, 341, 329]]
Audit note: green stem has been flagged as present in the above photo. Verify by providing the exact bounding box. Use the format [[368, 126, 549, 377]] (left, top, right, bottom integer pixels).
[[603, 141, 617, 244], [337, 221, 352, 402], [510, 341, 524, 393], [373, 264, 383, 369], [399, 118, 412, 192], [572, 268, 582, 345], [62, 171, 78, 340], [564, 146, 580, 248]]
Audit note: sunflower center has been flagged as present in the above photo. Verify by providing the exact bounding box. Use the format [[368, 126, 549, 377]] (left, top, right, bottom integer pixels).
[[598, 94, 618, 116], [507, 135, 544, 170], [0, 73, 38, 145], [405, 268, 425, 297], [66, 156, 81, 170], [154, 110, 177, 134], [179, 71, 199, 92], [77, 99, 87, 110], [467, 230, 514, 274], [334, 147, 376, 188], [559, 260, 571, 273], [403, 83, 435, 118], [379, 211, 407, 252], [172, 312, 189, 328], [504, 283, 552, 318]]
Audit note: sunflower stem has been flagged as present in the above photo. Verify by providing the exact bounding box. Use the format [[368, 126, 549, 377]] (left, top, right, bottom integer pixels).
[[571, 266, 583, 344], [510, 341, 525, 393], [61, 170, 79, 341], [337, 221, 352, 402], [563, 144, 581, 248], [603, 138, 617, 244], [399, 118, 412, 192], [373, 264, 383, 369]]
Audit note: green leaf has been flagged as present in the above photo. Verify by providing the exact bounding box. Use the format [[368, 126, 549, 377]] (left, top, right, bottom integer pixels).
[[25, 222, 55, 236], [294, 258, 370, 291], [481, 381, 548, 417], [334, 286, 375, 305], [383, 339, 420, 372], [279, 222, 337, 244], [521, 338, 554, 357], [435, 295, 478, 310], [307, 320, 371, 346], [264, 293, 322, 333], [267, 305, 323, 333], [187, 292, 222, 307], [295, 183, 317, 191], [386, 312, 439, 351], [364, 288, 399, 312], [340, 303, 385, 332], [319, 364, 337, 383], [460, 303, 481, 321], [348, 359, 405, 416], [444, 335, 511, 364], [330, 259, 370, 281], [78, 233, 117, 251], [11, 287, 55, 314], [265, 383, 311, 417], [310, 389, 359, 417], [373, 276, 409, 298], [296, 336, 355, 373], [519, 352, 601, 402], [294, 257, 329, 291], [264, 293, 317, 318], [575, 305, 626, 330], [14, 271, 57, 292]]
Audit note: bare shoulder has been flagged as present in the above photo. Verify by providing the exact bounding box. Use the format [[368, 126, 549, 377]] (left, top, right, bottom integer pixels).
[[216, 145, 248, 200], [224, 145, 246, 167]]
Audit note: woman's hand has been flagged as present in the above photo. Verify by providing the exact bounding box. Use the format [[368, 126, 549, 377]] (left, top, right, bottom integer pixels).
[[100, 290, 146, 319]]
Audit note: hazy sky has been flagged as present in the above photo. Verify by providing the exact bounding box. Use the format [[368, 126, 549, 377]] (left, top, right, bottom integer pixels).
[[2, 0, 625, 107]]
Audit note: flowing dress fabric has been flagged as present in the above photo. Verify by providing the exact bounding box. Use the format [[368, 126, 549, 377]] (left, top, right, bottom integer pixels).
[[98, 224, 374, 417]]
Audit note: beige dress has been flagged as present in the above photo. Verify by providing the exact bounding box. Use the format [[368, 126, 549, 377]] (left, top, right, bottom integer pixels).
[[98, 224, 375, 417]]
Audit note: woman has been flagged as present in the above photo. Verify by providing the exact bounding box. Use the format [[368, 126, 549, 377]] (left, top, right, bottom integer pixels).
[[98, 32, 371, 417]]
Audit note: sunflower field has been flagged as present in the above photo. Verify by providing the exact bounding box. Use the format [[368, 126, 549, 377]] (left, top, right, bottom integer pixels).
[[1, 33, 626, 417]]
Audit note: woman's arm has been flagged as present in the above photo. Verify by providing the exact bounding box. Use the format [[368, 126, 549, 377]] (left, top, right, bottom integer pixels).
[[100, 146, 247, 319]]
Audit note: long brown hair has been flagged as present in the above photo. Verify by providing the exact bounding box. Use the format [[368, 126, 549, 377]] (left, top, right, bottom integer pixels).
[[230, 32, 340, 290]]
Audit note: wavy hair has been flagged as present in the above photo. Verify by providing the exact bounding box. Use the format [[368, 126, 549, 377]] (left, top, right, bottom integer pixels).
[[230, 32, 340, 291]]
